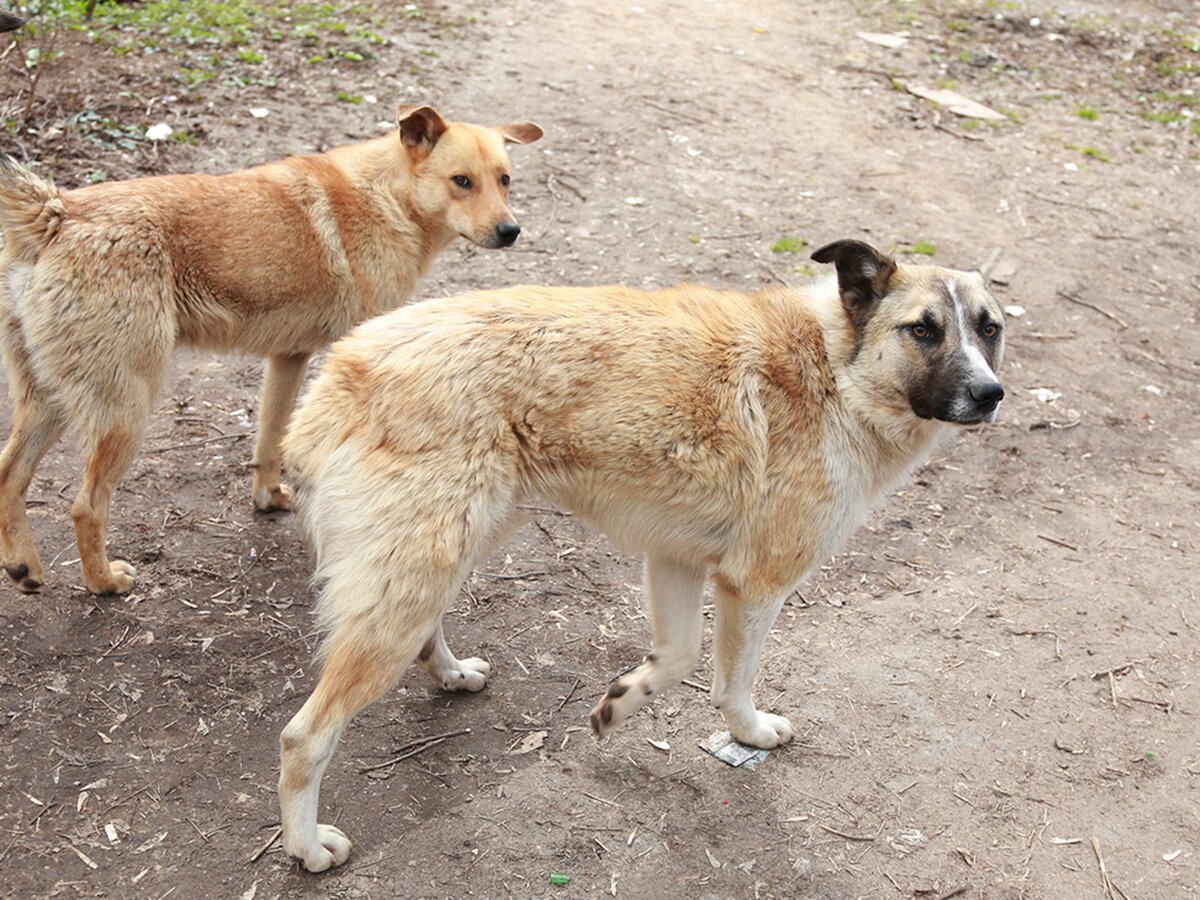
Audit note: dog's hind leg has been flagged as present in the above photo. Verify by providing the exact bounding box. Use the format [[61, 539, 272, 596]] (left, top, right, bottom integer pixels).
[[280, 570, 481, 871], [0, 391, 65, 592], [280, 453, 519, 871], [414, 509, 529, 693], [710, 582, 793, 749], [71, 420, 147, 595], [589, 556, 706, 738], [251, 352, 310, 512], [415, 619, 491, 692], [278, 624, 418, 872]]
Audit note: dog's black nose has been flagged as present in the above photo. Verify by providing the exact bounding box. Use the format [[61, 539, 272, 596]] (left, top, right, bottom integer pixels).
[[969, 381, 1005, 412], [494, 221, 521, 246]]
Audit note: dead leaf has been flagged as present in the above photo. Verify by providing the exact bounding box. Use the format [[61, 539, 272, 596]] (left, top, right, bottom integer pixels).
[[511, 730, 547, 755], [904, 83, 1008, 121], [857, 31, 907, 49]]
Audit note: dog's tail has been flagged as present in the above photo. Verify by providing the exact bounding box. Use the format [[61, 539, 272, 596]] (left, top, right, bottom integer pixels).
[[0, 155, 65, 261]]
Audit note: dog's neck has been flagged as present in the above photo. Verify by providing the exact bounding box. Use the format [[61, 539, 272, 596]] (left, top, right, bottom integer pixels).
[[327, 136, 458, 272], [808, 275, 945, 495]]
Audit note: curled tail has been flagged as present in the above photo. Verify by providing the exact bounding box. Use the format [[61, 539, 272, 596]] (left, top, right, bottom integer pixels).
[[0, 155, 65, 262]]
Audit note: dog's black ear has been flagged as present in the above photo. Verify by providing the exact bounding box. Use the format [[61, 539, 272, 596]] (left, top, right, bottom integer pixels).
[[811, 239, 897, 334], [397, 105, 449, 152], [0, 11, 26, 32], [495, 122, 544, 145]]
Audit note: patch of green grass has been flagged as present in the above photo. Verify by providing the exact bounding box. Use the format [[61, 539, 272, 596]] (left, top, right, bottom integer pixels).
[[906, 241, 937, 256], [1075, 105, 1098, 120], [686, 234, 701, 244], [1066, 142, 1110, 161], [770, 236, 807, 254], [335, 90, 363, 104], [65, 1, 391, 89], [70, 109, 145, 151]]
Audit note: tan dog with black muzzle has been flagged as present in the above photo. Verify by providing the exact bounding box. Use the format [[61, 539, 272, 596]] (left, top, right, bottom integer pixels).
[[275, 239, 1005, 870], [0, 104, 542, 595]]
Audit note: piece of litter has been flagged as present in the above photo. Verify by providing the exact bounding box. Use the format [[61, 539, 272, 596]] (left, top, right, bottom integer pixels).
[[1028, 388, 1061, 403], [705, 847, 721, 869], [896, 827, 926, 847], [1143, 385, 1163, 396], [903, 83, 1008, 121], [857, 31, 907, 49], [549, 872, 571, 885], [511, 730, 546, 755], [145, 123, 173, 141], [133, 831, 168, 853], [105, 822, 121, 844], [624, 196, 646, 206], [196, 717, 210, 736], [698, 730, 770, 770], [249, 108, 269, 118], [1004, 305, 1026, 318], [1064, 162, 1078, 172], [69, 844, 98, 869], [1163, 849, 1183, 862], [647, 738, 671, 752]]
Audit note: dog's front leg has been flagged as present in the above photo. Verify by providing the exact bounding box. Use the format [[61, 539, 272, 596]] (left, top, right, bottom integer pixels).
[[251, 352, 310, 511], [589, 556, 705, 737], [710, 583, 793, 749]]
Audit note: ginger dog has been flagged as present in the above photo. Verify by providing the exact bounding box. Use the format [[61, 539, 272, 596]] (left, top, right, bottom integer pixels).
[[274, 239, 1006, 870], [0, 104, 542, 595]]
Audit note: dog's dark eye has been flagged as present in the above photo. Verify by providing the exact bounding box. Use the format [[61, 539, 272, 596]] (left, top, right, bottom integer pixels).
[[451, 175, 472, 189], [500, 174, 511, 187], [982, 323, 999, 339], [911, 323, 930, 339]]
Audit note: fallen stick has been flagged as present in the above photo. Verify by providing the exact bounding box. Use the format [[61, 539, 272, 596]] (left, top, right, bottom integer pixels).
[[1057, 289, 1128, 329], [248, 825, 281, 864], [358, 727, 472, 774], [148, 432, 251, 454]]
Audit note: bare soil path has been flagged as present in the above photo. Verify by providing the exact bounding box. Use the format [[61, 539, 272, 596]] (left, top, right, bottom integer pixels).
[[1, 1, 1197, 898]]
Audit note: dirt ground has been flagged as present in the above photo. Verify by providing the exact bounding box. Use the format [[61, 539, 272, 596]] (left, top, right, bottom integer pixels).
[[1, 0, 1198, 897]]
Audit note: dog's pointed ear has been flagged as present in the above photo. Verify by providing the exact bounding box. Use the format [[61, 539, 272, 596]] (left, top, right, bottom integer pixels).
[[0, 11, 26, 32], [397, 105, 449, 152], [811, 239, 897, 315], [495, 121, 544, 146]]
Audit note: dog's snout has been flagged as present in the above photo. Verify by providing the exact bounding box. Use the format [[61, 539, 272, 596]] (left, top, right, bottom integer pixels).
[[969, 381, 1005, 412], [494, 221, 521, 247]]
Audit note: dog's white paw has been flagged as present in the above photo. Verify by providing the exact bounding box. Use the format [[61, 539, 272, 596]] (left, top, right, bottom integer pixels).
[[87, 560, 137, 595], [253, 482, 292, 512], [439, 657, 490, 692], [730, 711, 794, 749], [287, 823, 352, 873]]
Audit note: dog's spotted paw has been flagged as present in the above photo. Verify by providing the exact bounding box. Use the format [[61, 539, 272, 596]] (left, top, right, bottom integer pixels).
[[253, 482, 292, 512], [86, 560, 137, 595], [438, 657, 490, 692], [3, 561, 42, 593], [286, 823, 352, 873], [730, 711, 794, 749], [588, 680, 639, 738]]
